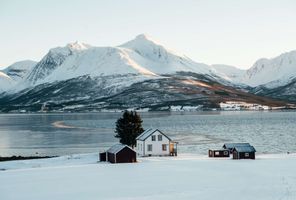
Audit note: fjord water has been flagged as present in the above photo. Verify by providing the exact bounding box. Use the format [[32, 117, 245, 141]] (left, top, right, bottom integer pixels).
[[0, 111, 295, 156]]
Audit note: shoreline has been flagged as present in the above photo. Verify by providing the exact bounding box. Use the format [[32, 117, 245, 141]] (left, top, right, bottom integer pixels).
[[0, 108, 295, 115], [0, 155, 55, 162], [1, 152, 294, 162]]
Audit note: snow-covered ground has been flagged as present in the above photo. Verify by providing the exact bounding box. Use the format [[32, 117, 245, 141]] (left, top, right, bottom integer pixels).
[[0, 153, 295, 200]]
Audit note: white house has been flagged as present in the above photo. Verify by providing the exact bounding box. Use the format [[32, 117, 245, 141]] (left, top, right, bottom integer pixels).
[[136, 129, 177, 157]]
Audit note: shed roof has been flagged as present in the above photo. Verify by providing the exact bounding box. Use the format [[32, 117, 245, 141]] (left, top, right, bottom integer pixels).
[[107, 144, 134, 154], [136, 128, 171, 141], [233, 146, 256, 153], [209, 149, 230, 152], [223, 143, 251, 149]]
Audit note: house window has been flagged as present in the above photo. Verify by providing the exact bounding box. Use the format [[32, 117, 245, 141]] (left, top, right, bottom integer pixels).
[[140, 144, 142, 151], [224, 151, 228, 155], [215, 151, 220, 156], [245, 153, 249, 157], [148, 144, 152, 151], [162, 144, 167, 151], [152, 135, 156, 141], [158, 135, 162, 141]]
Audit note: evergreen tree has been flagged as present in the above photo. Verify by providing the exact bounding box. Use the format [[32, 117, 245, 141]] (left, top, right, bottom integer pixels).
[[115, 110, 144, 148]]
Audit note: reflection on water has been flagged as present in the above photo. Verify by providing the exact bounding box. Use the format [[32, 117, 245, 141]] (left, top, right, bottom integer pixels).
[[0, 111, 295, 156]]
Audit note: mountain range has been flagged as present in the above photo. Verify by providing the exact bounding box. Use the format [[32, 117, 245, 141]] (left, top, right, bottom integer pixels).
[[0, 34, 295, 112]]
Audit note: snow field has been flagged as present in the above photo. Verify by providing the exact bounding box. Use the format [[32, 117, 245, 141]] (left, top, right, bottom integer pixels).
[[0, 153, 295, 200]]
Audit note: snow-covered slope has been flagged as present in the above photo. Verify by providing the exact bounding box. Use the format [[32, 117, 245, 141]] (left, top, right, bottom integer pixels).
[[1, 34, 295, 111], [25, 34, 216, 86], [0, 72, 15, 92], [27, 42, 92, 85], [3, 60, 36, 82], [212, 64, 245, 83], [120, 34, 213, 75], [241, 50, 296, 87]]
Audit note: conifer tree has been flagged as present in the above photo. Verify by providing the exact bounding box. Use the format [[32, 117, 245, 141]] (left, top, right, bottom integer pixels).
[[115, 110, 144, 148]]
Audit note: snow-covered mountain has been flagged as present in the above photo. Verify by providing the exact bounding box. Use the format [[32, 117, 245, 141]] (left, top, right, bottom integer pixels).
[[0, 34, 294, 112], [241, 50, 296, 88], [3, 60, 37, 82], [0, 60, 36, 92], [0, 72, 15, 92], [211, 64, 246, 84], [24, 34, 216, 87]]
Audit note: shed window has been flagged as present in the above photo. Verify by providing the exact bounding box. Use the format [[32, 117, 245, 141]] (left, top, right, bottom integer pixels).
[[245, 153, 249, 157], [158, 135, 162, 141], [152, 135, 156, 141], [148, 144, 152, 151], [162, 144, 167, 151]]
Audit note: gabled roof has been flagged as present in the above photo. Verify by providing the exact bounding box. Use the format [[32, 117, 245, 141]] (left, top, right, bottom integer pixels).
[[209, 149, 230, 152], [107, 144, 134, 154], [136, 128, 171, 141], [233, 146, 256, 153], [223, 143, 251, 149]]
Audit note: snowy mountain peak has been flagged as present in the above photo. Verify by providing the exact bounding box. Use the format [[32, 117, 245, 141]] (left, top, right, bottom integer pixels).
[[67, 41, 91, 51], [4, 60, 36, 71], [120, 34, 164, 50], [134, 34, 160, 44], [120, 34, 187, 64], [3, 60, 37, 82], [242, 50, 296, 87]]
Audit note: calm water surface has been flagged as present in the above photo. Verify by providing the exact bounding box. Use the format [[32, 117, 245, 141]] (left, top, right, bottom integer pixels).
[[0, 111, 295, 156]]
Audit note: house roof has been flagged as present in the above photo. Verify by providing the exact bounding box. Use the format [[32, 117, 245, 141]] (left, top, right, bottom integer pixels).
[[233, 146, 256, 153], [136, 128, 171, 141], [223, 143, 251, 149], [107, 144, 134, 154], [209, 149, 230, 152]]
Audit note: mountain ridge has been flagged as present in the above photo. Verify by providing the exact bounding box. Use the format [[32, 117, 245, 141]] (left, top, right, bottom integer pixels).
[[0, 34, 295, 112]]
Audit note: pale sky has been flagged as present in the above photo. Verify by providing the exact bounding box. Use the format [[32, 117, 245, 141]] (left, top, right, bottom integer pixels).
[[1, 0, 296, 69]]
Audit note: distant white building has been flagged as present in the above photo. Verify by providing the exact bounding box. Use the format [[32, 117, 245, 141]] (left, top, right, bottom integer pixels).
[[219, 101, 271, 111], [136, 129, 177, 157]]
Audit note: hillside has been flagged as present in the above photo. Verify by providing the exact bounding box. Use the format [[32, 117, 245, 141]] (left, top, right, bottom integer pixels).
[[241, 50, 296, 87], [0, 34, 294, 112], [0, 72, 286, 112]]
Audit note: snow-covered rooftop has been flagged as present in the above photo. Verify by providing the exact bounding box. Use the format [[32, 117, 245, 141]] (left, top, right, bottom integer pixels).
[[136, 129, 171, 141], [234, 146, 256, 153], [223, 143, 251, 149], [107, 144, 133, 154]]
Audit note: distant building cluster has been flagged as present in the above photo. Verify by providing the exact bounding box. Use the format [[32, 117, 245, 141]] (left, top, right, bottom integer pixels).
[[209, 143, 256, 159], [220, 101, 270, 111]]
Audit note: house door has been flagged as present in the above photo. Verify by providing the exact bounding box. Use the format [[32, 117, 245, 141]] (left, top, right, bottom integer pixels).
[[169, 143, 174, 153]]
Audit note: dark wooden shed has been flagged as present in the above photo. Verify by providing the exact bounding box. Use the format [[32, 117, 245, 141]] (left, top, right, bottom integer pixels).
[[106, 144, 137, 164], [233, 146, 256, 159], [223, 143, 251, 153], [208, 149, 230, 157], [99, 152, 107, 162]]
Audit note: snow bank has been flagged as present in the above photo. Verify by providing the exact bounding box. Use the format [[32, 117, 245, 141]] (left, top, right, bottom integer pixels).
[[0, 153, 295, 200]]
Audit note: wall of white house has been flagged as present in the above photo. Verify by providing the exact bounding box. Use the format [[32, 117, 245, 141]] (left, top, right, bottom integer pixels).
[[136, 130, 170, 156], [136, 140, 145, 156]]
